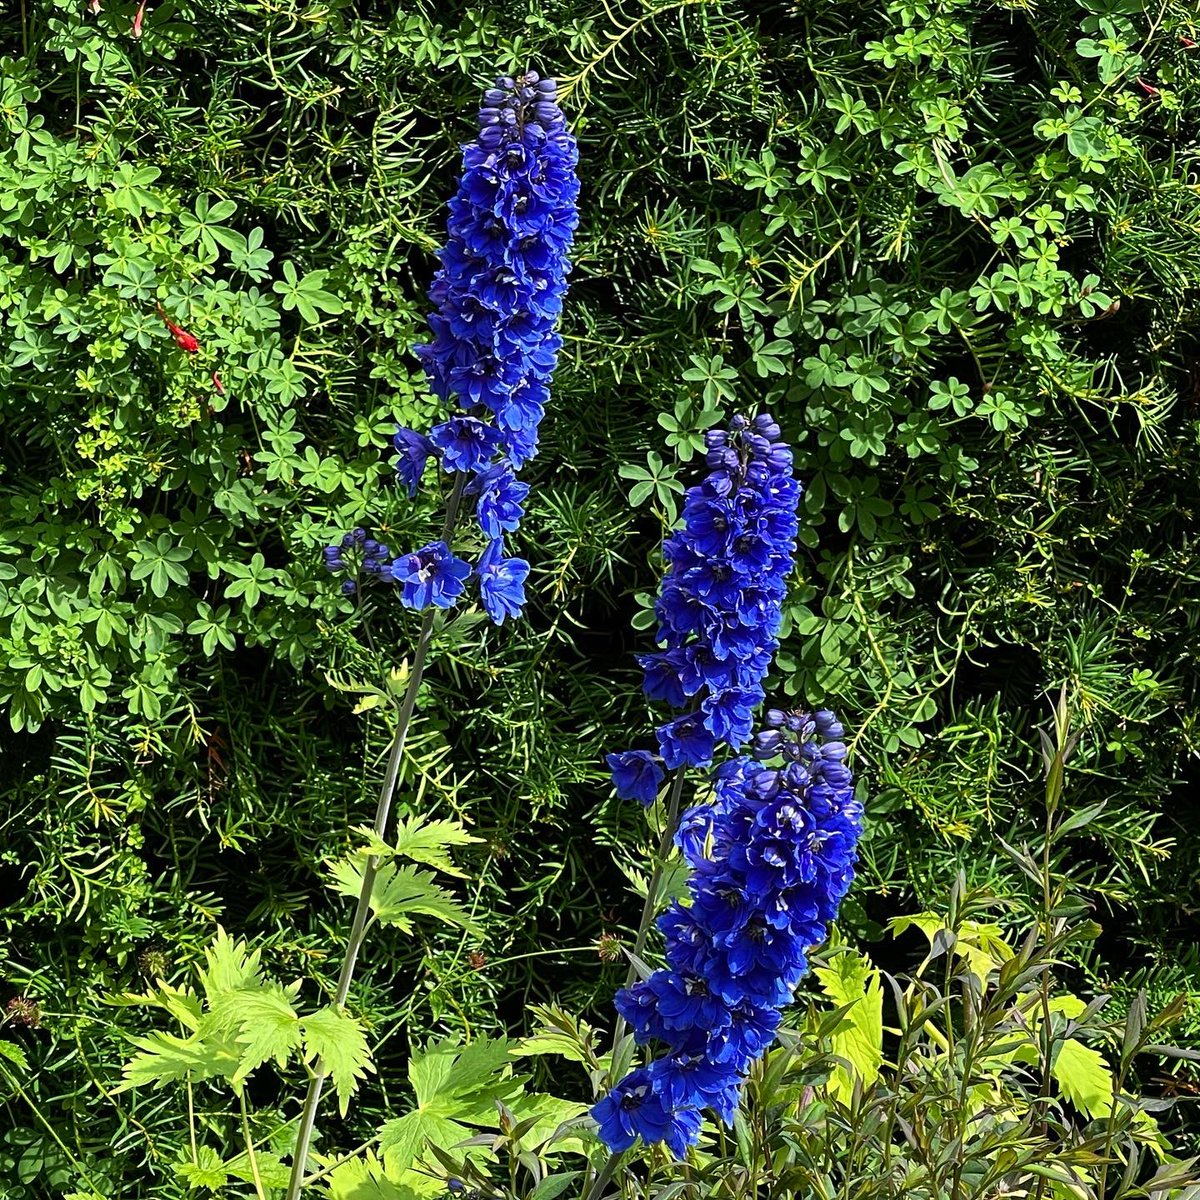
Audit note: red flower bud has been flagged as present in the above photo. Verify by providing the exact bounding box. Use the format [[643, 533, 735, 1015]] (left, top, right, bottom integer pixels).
[[212, 371, 225, 395], [1137, 77, 1160, 96], [1182, 36, 1198, 49], [132, 0, 146, 37]]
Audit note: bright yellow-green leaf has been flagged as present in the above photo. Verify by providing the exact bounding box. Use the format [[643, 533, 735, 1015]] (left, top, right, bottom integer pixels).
[[226, 1149, 291, 1189], [117, 1027, 239, 1091], [889, 912, 1013, 987], [378, 1111, 473, 1177], [328, 858, 480, 935], [1053, 1037, 1115, 1118], [513, 1005, 598, 1065], [389, 815, 481, 877], [325, 1150, 427, 1200], [196, 929, 264, 1004], [172, 1146, 228, 1192], [0, 1039, 28, 1070], [814, 948, 883, 1101], [209, 983, 302, 1083]]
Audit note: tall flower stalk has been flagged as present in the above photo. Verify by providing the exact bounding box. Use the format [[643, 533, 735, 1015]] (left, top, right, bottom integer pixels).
[[592, 412, 863, 1166], [594, 709, 862, 1158], [287, 71, 577, 1199]]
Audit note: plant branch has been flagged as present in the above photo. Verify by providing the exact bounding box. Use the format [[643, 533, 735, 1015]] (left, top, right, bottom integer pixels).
[[285, 473, 467, 1200]]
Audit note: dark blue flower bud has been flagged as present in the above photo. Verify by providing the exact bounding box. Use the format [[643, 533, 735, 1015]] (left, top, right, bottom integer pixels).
[[704, 430, 728, 449], [765, 708, 786, 728], [814, 709, 843, 736], [745, 461, 770, 487], [340, 578, 357, 596], [749, 768, 780, 799], [766, 444, 793, 471], [752, 730, 784, 758], [729, 413, 749, 431], [753, 413, 781, 439]]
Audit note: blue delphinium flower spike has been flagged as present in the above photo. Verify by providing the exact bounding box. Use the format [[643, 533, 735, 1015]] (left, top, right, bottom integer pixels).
[[605, 412, 799, 800], [397, 70, 578, 620], [592, 710, 862, 1158], [330, 72, 578, 621]]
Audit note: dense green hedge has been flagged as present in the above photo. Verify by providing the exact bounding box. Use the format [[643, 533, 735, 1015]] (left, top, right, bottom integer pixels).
[[2, 0, 1199, 1190]]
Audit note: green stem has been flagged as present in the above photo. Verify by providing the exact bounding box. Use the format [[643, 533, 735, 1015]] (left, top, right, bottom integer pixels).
[[241, 1092, 269, 1200], [285, 475, 466, 1200], [582, 769, 688, 1200], [607, 769, 688, 1085]]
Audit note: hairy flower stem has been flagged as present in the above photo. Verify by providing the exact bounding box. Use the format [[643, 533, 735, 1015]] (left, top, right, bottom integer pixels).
[[286, 476, 467, 1200]]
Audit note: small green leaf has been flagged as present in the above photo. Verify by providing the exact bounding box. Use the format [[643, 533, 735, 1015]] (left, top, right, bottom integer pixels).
[[328, 859, 481, 935], [172, 1147, 229, 1192]]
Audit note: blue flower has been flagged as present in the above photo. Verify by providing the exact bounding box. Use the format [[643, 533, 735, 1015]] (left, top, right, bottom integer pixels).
[[389, 541, 472, 610], [606, 750, 665, 806], [590, 1068, 702, 1160], [429, 416, 502, 475], [414, 71, 578, 471], [649, 1053, 742, 1123], [393, 428, 433, 497], [473, 463, 530, 539], [673, 804, 720, 865], [656, 714, 716, 770], [477, 537, 529, 624], [634, 413, 800, 757], [365, 72, 577, 619]]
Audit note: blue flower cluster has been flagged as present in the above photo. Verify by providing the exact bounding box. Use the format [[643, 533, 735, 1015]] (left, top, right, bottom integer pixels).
[[322, 528, 393, 596], [607, 414, 800, 806], [593, 709, 862, 1158], [383, 70, 578, 624]]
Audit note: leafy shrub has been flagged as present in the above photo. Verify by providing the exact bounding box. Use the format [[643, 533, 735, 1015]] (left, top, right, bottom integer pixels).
[[2, 0, 1200, 1192]]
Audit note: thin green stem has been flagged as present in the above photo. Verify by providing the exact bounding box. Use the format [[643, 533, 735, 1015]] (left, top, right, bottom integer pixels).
[[582, 769, 688, 1200], [607, 769, 688, 1085], [285, 475, 467, 1200], [0, 1060, 103, 1193], [241, 1092, 269, 1200]]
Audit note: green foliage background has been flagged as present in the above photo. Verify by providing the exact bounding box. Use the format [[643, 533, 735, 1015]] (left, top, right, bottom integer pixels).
[[1, 0, 1199, 1190]]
